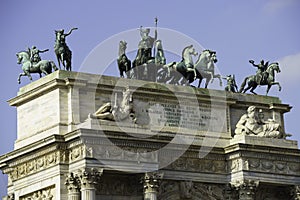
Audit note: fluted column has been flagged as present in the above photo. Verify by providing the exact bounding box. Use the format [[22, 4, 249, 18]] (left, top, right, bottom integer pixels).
[[79, 168, 103, 200], [232, 180, 259, 200], [65, 172, 81, 200], [142, 172, 163, 200]]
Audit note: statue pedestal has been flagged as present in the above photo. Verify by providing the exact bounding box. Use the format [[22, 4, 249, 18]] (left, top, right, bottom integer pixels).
[[230, 134, 298, 149]]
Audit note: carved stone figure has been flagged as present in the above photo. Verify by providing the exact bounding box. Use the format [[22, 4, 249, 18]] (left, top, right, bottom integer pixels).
[[117, 40, 131, 78], [54, 27, 77, 71], [89, 87, 136, 122], [223, 74, 238, 92], [194, 49, 222, 88], [16, 51, 58, 84], [239, 60, 281, 95], [234, 106, 286, 138]]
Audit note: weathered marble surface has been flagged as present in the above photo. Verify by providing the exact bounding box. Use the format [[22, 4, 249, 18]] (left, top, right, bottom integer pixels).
[[1, 71, 299, 200]]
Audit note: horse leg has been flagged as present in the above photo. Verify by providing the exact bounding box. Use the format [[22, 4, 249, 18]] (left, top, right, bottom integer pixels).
[[56, 54, 61, 70], [239, 77, 249, 93], [205, 78, 211, 88], [197, 77, 203, 88], [215, 75, 222, 87], [266, 85, 271, 95], [18, 73, 27, 84], [209, 72, 214, 83], [249, 85, 258, 95], [67, 57, 72, 71], [61, 54, 66, 70], [272, 82, 282, 91]]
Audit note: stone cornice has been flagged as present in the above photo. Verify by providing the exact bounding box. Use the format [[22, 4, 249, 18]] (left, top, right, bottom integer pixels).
[[0, 134, 65, 170]]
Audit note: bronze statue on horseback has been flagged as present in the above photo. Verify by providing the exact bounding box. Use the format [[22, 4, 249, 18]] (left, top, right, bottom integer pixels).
[[239, 59, 282, 95]]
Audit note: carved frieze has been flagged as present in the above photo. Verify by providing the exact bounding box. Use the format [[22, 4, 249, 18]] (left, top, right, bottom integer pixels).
[[158, 180, 226, 200], [246, 158, 299, 175], [19, 186, 55, 200], [96, 174, 142, 196], [167, 157, 227, 173], [7, 149, 67, 181]]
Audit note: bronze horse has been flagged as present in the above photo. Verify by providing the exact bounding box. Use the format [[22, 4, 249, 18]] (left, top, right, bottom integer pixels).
[[239, 62, 282, 95], [54, 28, 77, 71]]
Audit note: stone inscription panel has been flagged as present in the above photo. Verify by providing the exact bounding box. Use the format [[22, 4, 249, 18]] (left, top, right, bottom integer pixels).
[[146, 100, 227, 133]]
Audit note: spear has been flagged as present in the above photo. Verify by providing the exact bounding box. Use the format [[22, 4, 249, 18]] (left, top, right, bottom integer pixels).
[[153, 17, 158, 58]]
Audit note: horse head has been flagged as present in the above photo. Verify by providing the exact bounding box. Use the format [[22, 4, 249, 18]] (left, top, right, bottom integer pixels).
[[16, 51, 30, 64], [267, 62, 281, 74], [195, 50, 217, 70], [119, 40, 127, 57], [203, 49, 217, 63], [182, 45, 198, 65]]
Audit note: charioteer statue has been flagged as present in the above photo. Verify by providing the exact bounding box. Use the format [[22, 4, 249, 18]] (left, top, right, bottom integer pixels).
[[132, 18, 158, 80]]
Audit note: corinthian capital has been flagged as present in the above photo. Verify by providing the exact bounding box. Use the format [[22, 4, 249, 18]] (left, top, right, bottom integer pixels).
[[142, 172, 164, 193], [65, 172, 81, 192], [78, 168, 103, 189]]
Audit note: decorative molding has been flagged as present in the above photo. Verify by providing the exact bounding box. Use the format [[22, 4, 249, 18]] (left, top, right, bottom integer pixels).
[[96, 174, 142, 196], [158, 180, 226, 200], [167, 157, 227, 173], [7, 149, 67, 181], [19, 186, 54, 200]]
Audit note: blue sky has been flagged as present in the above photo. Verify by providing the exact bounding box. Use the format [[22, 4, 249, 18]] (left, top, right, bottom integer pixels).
[[0, 0, 299, 197]]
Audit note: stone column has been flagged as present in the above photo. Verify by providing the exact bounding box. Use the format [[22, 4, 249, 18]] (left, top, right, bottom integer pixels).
[[233, 180, 259, 200], [142, 172, 163, 200], [79, 168, 103, 200], [65, 172, 81, 200]]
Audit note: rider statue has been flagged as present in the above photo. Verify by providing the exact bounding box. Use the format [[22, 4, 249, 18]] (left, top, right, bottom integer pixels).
[[28, 46, 49, 65], [249, 59, 268, 84], [223, 74, 238, 92]]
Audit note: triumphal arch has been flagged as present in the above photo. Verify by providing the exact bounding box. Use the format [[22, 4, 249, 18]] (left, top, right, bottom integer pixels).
[[0, 69, 299, 200]]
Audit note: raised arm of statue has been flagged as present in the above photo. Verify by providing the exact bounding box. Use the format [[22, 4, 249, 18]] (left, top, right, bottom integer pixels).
[[39, 49, 49, 53], [249, 60, 259, 68], [65, 27, 78, 37], [139, 26, 144, 38]]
